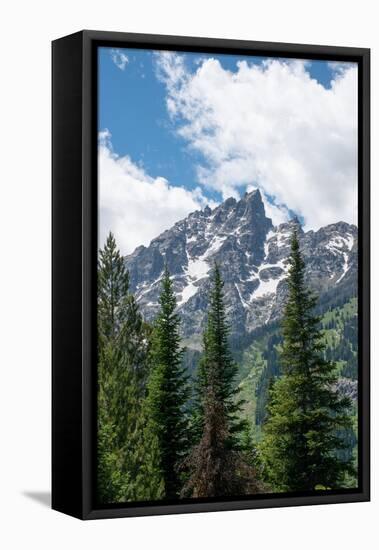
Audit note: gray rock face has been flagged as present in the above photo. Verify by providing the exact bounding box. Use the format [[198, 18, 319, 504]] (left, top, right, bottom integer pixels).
[[125, 190, 357, 348], [335, 378, 358, 401]]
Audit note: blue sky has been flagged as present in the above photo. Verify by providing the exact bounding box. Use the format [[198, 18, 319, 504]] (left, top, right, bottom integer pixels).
[[99, 47, 339, 206], [98, 47, 357, 255], [99, 48, 209, 198]]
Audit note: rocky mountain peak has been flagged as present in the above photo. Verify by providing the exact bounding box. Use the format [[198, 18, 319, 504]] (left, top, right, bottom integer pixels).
[[124, 191, 357, 347], [239, 188, 266, 214]]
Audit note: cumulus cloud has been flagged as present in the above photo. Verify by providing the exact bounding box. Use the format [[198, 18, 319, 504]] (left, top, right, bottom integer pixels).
[[110, 49, 129, 70], [99, 130, 211, 255], [155, 52, 358, 230]]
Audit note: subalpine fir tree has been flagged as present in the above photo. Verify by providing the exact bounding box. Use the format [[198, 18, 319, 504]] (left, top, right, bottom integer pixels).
[[184, 264, 261, 497], [98, 232, 130, 340], [193, 263, 246, 448], [97, 232, 163, 503], [147, 265, 190, 499], [261, 230, 354, 492]]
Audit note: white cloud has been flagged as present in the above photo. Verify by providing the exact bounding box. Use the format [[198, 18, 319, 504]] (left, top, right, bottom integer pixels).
[[110, 49, 129, 71], [155, 52, 358, 230], [99, 130, 211, 255]]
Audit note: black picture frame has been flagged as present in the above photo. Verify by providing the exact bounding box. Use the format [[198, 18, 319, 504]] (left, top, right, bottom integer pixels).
[[52, 30, 370, 520]]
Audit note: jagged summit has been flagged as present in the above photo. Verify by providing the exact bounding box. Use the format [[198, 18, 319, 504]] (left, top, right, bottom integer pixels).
[[125, 190, 357, 345]]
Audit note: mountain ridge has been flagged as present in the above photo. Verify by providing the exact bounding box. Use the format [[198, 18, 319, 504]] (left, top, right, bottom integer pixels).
[[125, 189, 357, 348]]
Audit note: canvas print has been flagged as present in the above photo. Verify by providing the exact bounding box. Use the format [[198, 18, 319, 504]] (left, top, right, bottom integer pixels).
[[96, 46, 358, 504]]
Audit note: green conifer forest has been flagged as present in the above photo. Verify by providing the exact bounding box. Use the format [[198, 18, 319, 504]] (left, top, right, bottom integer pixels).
[[97, 231, 356, 503]]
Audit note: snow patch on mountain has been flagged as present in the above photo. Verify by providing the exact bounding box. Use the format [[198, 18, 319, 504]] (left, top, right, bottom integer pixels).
[[324, 231, 355, 283], [136, 274, 164, 302], [207, 235, 227, 255], [235, 283, 250, 309], [178, 233, 227, 306], [178, 252, 210, 307], [336, 252, 350, 283], [251, 274, 284, 300], [326, 234, 355, 254], [245, 228, 290, 301], [250, 255, 287, 300]]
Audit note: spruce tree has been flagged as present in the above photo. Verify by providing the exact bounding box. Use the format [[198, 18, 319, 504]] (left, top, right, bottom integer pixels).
[[184, 264, 261, 497], [97, 232, 163, 503], [261, 230, 354, 492], [147, 265, 190, 499]]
